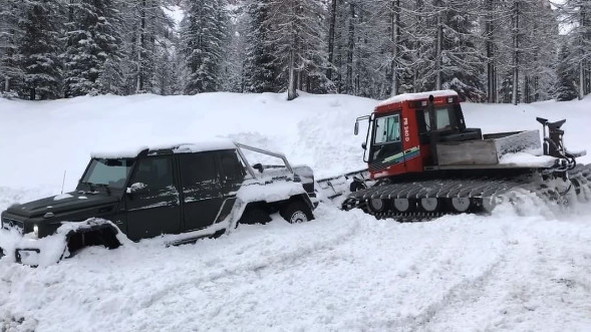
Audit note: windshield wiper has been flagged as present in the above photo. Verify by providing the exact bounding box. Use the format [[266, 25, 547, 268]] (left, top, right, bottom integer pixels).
[[81, 181, 96, 192], [94, 183, 112, 195]]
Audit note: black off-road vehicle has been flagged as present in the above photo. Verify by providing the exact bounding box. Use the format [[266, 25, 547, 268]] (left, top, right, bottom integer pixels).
[[0, 141, 316, 266]]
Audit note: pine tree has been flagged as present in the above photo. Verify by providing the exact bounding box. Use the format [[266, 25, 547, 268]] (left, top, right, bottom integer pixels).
[[554, 43, 578, 101], [0, 0, 23, 96], [562, 0, 591, 98], [222, 3, 247, 92], [242, 0, 279, 93], [266, 0, 331, 100], [63, 0, 122, 97], [118, 0, 174, 94], [180, 0, 228, 94], [439, 0, 486, 101], [17, 0, 64, 100]]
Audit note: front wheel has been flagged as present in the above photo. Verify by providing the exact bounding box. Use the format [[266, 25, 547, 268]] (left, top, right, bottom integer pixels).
[[280, 201, 314, 223]]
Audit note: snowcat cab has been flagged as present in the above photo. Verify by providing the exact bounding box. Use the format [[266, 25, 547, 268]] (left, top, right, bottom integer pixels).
[[357, 91, 481, 180]]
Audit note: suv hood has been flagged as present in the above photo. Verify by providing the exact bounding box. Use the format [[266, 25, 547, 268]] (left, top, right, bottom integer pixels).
[[5, 191, 120, 219]]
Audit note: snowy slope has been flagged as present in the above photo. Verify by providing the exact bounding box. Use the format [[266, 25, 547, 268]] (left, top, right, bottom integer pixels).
[[1, 93, 590, 331]]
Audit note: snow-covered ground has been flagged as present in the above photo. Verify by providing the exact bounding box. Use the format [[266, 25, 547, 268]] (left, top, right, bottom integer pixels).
[[1, 93, 590, 331]]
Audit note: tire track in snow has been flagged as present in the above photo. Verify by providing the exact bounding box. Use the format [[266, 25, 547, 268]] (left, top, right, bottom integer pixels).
[[123, 217, 363, 314], [336, 218, 511, 332]]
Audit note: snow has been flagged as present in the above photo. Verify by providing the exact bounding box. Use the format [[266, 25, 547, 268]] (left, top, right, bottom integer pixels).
[[377, 89, 458, 107], [236, 180, 306, 203], [91, 140, 236, 159], [499, 151, 557, 167], [52, 193, 73, 201], [1, 92, 591, 331]]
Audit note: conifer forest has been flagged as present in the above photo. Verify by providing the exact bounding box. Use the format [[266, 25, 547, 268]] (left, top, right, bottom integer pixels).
[[0, 0, 589, 103]]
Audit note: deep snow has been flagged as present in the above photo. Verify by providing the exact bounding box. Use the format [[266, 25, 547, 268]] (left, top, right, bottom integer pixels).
[[1, 92, 590, 331]]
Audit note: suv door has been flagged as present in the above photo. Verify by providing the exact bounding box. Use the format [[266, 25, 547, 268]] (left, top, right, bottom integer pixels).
[[178, 152, 224, 231], [125, 156, 181, 241], [217, 150, 246, 221]]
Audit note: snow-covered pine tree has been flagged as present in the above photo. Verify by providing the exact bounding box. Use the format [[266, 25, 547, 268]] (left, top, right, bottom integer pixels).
[[118, 0, 174, 94], [220, 1, 243, 92], [180, 0, 228, 94], [62, 0, 122, 97], [562, 0, 591, 98], [242, 0, 279, 93], [0, 0, 23, 96], [17, 0, 64, 100], [438, 0, 485, 101], [554, 42, 578, 101], [520, 1, 558, 103], [266, 0, 331, 100]]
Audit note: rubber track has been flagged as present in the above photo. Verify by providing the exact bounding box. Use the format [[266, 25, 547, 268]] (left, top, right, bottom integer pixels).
[[342, 164, 591, 220]]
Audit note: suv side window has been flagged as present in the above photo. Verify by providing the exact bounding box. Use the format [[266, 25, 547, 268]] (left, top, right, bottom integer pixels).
[[179, 153, 220, 202], [131, 157, 174, 190], [219, 150, 245, 183]]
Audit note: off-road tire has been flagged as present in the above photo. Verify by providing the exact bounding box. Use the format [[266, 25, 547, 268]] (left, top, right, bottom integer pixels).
[[280, 200, 314, 224], [238, 206, 272, 225]]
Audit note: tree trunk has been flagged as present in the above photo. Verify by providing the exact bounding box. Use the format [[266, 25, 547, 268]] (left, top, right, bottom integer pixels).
[[137, 0, 146, 93], [287, 47, 296, 100], [435, 3, 442, 91], [485, 0, 496, 103], [390, 0, 400, 96], [580, 61, 585, 100], [346, 3, 355, 94], [326, 0, 337, 81], [512, 0, 519, 105]]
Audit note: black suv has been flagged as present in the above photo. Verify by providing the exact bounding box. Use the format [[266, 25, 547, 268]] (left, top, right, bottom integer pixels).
[[0, 141, 316, 265]]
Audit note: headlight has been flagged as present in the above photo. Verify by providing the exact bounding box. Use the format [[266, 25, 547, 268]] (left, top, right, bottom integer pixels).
[[33, 225, 39, 237]]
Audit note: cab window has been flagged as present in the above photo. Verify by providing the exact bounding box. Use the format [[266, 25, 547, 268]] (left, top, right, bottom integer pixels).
[[422, 106, 454, 131], [374, 114, 401, 145]]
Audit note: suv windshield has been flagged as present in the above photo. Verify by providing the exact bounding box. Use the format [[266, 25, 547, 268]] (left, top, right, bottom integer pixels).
[[81, 158, 135, 189]]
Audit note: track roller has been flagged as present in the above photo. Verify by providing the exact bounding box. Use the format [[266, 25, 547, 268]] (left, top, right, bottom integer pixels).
[[420, 197, 439, 212], [394, 198, 411, 212], [451, 197, 471, 212], [368, 198, 387, 213]]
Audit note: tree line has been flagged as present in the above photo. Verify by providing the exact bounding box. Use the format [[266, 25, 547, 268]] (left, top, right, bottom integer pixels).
[[0, 0, 589, 103]]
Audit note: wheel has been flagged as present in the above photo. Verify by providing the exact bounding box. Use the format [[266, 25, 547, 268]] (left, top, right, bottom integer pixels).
[[451, 197, 471, 212], [367, 198, 387, 213], [393, 198, 410, 212], [420, 197, 439, 212], [481, 196, 497, 213], [239, 206, 272, 225], [350, 179, 367, 192], [280, 200, 314, 223]]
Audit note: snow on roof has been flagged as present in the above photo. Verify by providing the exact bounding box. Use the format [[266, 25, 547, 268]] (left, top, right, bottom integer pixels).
[[377, 90, 458, 107], [91, 139, 236, 159]]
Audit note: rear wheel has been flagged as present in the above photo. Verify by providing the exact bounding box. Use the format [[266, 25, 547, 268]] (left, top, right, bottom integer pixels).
[[280, 201, 314, 223], [239, 206, 272, 225]]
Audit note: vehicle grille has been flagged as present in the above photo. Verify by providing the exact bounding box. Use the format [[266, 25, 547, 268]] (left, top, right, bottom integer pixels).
[[1, 218, 24, 234]]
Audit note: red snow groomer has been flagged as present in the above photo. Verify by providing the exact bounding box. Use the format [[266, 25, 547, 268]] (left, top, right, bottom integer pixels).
[[330, 90, 590, 218]]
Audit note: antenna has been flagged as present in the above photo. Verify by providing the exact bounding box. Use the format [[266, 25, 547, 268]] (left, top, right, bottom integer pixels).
[[61, 170, 66, 194]]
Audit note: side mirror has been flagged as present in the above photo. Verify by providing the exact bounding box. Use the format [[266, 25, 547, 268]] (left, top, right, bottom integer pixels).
[[252, 163, 264, 173], [126, 182, 147, 194], [354, 121, 359, 135], [361, 142, 367, 150]]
